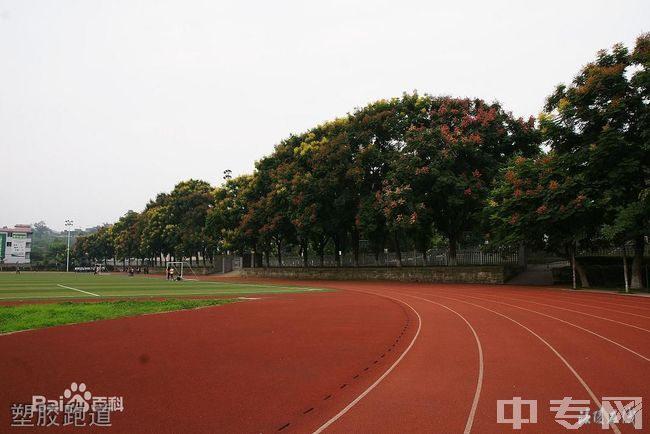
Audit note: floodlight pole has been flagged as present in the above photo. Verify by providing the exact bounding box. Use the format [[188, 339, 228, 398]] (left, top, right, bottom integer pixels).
[[65, 219, 74, 272]]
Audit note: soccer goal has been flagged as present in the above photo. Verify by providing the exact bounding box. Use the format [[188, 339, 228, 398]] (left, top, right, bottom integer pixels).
[[165, 261, 200, 281]]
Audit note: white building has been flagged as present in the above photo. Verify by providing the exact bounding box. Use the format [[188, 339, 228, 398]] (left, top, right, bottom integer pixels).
[[0, 225, 33, 265]]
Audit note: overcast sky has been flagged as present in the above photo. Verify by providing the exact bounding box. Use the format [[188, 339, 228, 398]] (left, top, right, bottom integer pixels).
[[0, 1, 648, 231]]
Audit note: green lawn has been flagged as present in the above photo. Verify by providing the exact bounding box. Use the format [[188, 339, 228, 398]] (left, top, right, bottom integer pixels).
[[0, 272, 327, 333], [0, 298, 237, 333], [0, 272, 325, 301]]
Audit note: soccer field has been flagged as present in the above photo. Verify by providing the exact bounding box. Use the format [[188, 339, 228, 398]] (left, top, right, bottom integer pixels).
[[0, 272, 325, 301]]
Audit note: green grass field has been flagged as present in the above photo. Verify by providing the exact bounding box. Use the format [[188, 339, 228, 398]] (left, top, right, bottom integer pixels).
[[0, 272, 327, 333], [0, 272, 325, 301], [0, 298, 237, 333]]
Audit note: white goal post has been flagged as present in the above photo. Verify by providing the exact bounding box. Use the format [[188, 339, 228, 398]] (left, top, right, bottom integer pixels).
[[166, 261, 200, 280]]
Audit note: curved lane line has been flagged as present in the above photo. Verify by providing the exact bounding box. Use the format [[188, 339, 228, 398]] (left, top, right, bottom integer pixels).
[[468, 294, 650, 333], [429, 289, 650, 364], [390, 292, 484, 434], [490, 292, 650, 320], [389, 289, 622, 434], [556, 290, 650, 310], [312, 293, 422, 434], [536, 291, 650, 313]]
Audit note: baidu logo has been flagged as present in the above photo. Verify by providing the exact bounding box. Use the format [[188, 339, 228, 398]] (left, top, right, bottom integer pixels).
[[10, 382, 124, 428]]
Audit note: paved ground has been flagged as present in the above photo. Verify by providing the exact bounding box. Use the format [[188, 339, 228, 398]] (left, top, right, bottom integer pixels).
[[0, 290, 412, 433], [2, 279, 649, 433], [506, 264, 554, 286]]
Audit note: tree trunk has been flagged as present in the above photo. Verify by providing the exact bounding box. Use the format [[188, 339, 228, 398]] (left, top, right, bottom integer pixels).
[[275, 237, 283, 267], [352, 228, 360, 267], [448, 236, 457, 266], [301, 237, 308, 268], [334, 235, 342, 267], [570, 246, 577, 289], [622, 244, 630, 293], [315, 236, 327, 267], [575, 259, 590, 288], [394, 233, 402, 267], [631, 236, 645, 289]]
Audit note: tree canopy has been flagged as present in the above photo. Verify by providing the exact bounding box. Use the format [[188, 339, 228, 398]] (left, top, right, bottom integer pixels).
[[72, 34, 648, 289], [489, 33, 650, 288]]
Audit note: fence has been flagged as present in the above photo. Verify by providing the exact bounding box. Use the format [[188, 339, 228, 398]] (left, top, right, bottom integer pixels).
[[100, 255, 242, 274], [264, 246, 520, 268], [578, 244, 650, 257]]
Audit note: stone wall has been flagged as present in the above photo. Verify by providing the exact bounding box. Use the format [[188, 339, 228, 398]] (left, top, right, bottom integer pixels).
[[240, 266, 521, 284]]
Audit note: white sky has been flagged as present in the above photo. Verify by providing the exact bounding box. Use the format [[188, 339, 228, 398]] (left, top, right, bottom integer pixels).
[[0, 1, 648, 231]]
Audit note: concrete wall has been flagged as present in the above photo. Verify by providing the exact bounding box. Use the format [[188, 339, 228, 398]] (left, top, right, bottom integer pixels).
[[241, 266, 521, 284]]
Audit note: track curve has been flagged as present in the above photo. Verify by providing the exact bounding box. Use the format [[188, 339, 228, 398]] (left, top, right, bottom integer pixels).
[[2, 279, 649, 434]]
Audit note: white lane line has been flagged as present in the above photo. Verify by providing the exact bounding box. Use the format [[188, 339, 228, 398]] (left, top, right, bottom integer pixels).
[[400, 294, 484, 434], [434, 290, 650, 364], [56, 284, 100, 297], [312, 294, 422, 434], [487, 295, 650, 333], [394, 289, 622, 434], [487, 291, 650, 320]]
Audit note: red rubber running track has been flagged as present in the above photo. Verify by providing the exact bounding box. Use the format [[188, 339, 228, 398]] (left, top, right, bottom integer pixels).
[[1, 281, 649, 433]]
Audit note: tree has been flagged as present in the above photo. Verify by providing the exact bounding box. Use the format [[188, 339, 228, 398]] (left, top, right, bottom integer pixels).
[[541, 34, 650, 288], [283, 120, 358, 266], [347, 93, 432, 260], [29, 221, 59, 264], [112, 210, 142, 266], [374, 180, 421, 266], [207, 174, 257, 255], [48, 241, 69, 270], [166, 179, 215, 265], [488, 153, 601, 287], [399, 97, 540, 263], [240, 154, 296, 266]]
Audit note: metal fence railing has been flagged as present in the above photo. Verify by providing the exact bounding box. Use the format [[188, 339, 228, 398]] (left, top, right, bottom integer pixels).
[[578, 244, 650, 257], [264, 246, 519, 268]]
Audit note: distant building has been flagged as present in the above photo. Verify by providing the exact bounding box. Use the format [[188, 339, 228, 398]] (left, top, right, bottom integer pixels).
[[0, 225, 33, 265]]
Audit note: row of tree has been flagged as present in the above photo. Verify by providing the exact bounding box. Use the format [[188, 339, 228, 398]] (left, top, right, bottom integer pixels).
[[75, 34, 649, 288], [29, 222, 71, 269]]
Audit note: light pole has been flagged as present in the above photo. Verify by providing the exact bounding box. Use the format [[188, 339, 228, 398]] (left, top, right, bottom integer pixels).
[[65, 219, 74, 272]]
